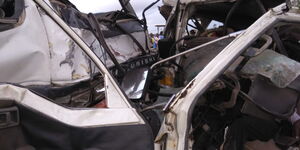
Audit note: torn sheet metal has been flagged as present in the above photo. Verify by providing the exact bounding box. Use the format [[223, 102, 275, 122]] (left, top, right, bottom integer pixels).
[[56, 5, 146, 65], [105, 32, 145, 62], [241, 50, 300, 88], [57, 5, 146, 66], [99, 19, 145, 38]]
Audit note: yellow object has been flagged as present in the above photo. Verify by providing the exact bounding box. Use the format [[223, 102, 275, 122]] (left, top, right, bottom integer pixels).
[[159, 69, 174, 87]]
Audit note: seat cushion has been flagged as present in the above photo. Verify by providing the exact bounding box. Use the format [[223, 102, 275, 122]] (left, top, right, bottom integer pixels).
[[245, 140, 280, 150]]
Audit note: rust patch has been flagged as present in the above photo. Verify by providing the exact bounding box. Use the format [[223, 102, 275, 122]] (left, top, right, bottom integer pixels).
[[178, 80, 195, 99], [178, 90, 188, 99]]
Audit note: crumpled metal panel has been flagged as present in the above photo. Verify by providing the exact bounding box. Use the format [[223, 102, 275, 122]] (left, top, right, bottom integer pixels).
[[241, 50, 300, 88], [0, 0, 51, 86], [0, 0, 103, 86], [40, 4, 145, 85], [39, 12, 92, 85], [0, 0, 146, 87], [104, 32, 144, 63]]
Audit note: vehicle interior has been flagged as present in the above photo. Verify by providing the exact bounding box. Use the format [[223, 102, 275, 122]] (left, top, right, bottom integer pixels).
[[188, 22, 300, 150], [0, 0, 154, 149], [154, 0, 287, 91], [0, 0, 299, 150]]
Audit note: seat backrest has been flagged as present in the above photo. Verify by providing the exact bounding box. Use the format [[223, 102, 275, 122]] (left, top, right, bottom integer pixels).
[[242, 75, 299, 119], [244, 140, 280, 150]]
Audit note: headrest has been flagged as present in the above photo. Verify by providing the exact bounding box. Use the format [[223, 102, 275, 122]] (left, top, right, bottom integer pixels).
[[241, 50, 300, 88]]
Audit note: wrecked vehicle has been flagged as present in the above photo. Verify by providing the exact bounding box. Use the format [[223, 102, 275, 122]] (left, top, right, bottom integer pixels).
[[0, 0, 300, 150], [158, 0, 287, 84], [154, 0, 300, 150], [0, 0, 158, 149]]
